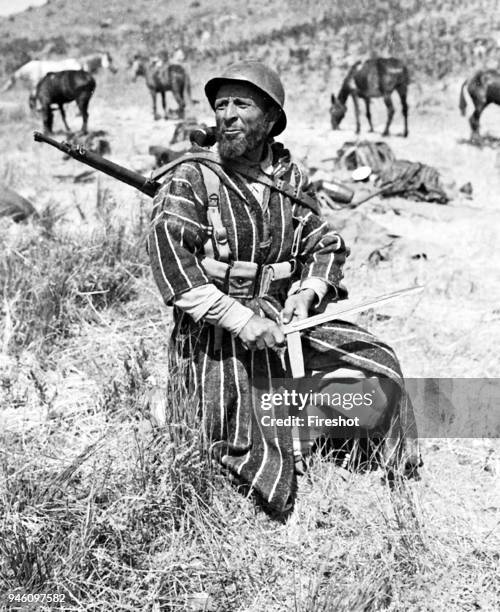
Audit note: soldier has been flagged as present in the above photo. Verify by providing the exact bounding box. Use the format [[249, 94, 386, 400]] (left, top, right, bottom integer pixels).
[[149, 61, 420, 514]]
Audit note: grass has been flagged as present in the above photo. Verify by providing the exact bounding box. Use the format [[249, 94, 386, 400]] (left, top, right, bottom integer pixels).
[[2, 370, 496, 612], [0, 199, 497, 610], [0, 191, 149, 358], [0, 103, 28, 124]]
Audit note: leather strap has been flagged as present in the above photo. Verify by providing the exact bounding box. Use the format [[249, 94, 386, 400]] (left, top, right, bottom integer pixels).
[[198, 164, 231, 263], [151, 150, 320, 214]]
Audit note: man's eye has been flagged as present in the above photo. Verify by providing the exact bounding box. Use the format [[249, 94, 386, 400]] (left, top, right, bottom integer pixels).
[[215, 101, 228, 110]]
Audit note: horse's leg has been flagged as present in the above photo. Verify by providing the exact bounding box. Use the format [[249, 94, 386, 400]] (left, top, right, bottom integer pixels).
[[82, 104, 89, 135], [364, 97, 374, 132], [151, 89, 160, 120], [470, 102, 487, 141], [29, 89, 38, 116], [161, 91, 168, 119], [382, 93, 395, 137], [43, 105, 53, 134], [352, 92, 361, 134], [77, 94, 90, 134], [58, 103, 70, 132], [399, 88, 409, 137], [172, 83, 185, 119]]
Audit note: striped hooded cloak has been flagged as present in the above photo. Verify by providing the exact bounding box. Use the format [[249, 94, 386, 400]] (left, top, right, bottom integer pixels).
[[149, 142, 419, 513]]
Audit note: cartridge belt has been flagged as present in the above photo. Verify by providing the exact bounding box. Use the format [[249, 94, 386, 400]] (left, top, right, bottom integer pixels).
[[201, 257, 295, 299]]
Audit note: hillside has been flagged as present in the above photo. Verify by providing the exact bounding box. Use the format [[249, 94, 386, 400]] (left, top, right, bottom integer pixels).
[[1, 0, 500, 78]]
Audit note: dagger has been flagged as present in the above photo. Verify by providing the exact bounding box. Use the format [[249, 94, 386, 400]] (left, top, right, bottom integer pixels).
[[282, 285, 424, 378]]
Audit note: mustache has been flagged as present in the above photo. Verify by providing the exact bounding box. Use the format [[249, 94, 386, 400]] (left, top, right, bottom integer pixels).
[[218, 124, 244, 135]]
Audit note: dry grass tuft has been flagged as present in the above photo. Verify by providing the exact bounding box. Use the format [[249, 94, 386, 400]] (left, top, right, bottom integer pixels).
[[0, 196, 149, 357], [0, 102, 28, 124], [0, 349, 221, 608]]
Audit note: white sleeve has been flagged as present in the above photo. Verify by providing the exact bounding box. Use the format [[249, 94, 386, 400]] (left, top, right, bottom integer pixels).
[[287, 277, 330, 307], [174, 284, 255, 335]]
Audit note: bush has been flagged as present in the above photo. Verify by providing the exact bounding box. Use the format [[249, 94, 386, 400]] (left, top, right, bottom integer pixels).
[[0, 207, 149, 356]]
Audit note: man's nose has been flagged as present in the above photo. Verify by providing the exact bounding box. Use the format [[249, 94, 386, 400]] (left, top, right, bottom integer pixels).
[[222, 99, 238, 122]]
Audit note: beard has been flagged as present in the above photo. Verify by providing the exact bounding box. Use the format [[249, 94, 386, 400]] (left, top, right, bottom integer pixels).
[[216, 121, 270, 160]]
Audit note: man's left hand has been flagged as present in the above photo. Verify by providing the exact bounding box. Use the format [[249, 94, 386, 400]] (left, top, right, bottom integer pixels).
[[281, 288, 316, 324]]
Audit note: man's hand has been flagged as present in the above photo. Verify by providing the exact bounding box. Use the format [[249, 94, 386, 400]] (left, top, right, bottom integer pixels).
[[238, 315, 285, 350], [281, 288, 316, 324]]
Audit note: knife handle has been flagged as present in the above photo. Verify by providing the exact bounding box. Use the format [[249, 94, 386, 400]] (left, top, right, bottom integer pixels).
[[286, 331, 305, 379]]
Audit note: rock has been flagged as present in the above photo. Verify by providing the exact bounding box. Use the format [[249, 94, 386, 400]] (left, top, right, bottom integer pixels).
[[459, 182, 473, 196], [0, 183, 38, 222]]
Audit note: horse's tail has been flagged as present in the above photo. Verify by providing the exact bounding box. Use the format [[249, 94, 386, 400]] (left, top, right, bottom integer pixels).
[[0, 74, 15, 93], [459, 80, 468, 116]]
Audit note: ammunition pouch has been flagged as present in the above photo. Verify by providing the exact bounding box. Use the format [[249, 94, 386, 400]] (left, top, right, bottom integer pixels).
[[201, 257, 296, 299]]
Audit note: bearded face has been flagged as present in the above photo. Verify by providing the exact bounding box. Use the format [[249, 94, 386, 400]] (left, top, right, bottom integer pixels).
[[214, 82, 278, 160], [216, 116, 271, 159]]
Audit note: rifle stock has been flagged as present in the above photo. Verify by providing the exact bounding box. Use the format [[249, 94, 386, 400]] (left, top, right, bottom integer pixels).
[[33, 131, 160, 198]]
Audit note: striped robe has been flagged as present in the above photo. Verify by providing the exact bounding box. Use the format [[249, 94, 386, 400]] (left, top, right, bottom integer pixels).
[[149, 143, 419, 513]]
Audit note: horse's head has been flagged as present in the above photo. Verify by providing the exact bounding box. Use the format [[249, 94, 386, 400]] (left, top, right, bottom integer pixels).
[[330, 93, 347, 130], [104, 52, 118, 73], [130, 56, 146, 81]]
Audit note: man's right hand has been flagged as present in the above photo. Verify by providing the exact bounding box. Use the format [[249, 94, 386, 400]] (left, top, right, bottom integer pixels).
[[238, 315, 285, 350]]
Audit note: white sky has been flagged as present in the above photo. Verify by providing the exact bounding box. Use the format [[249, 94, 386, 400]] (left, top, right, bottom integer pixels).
[[0, 0, 46, 16]]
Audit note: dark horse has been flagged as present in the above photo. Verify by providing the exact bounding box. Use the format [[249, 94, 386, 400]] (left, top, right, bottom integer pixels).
[[130, 56, 191, 120], [459, 69, 500, 140], [31, 70, 95, 134], [330, 58, 409, 137]]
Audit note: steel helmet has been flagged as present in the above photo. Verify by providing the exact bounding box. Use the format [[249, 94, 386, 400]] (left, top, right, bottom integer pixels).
[[204, 60, 287, 136]]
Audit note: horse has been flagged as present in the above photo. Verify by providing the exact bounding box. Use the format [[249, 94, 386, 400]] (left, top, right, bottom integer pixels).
[[330, 57, 410, 137], [459, 69, 500, 140], [1, 53, 115, 98], [32, 70, 96, 134], [1, 59, 82, 96], [79, 52, 118, 75], [130, 56, 191, 120]]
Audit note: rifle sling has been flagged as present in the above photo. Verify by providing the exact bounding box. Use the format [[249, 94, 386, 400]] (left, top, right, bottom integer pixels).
[[151, 150, 319, 214]]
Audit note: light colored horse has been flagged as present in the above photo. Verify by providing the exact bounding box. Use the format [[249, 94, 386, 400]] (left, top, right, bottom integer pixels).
[[1, 53, 117, 96], [1, 59, 82, 94], [79, 52, 117, 75]]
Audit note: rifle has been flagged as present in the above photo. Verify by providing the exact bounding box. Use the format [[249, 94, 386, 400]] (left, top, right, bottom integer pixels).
[[35, 131, 388, 210], [33, 131, 161, 198]]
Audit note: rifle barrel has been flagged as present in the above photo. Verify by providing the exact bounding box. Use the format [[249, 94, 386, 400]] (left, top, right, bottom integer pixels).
[[33, 131, 160, 198]]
